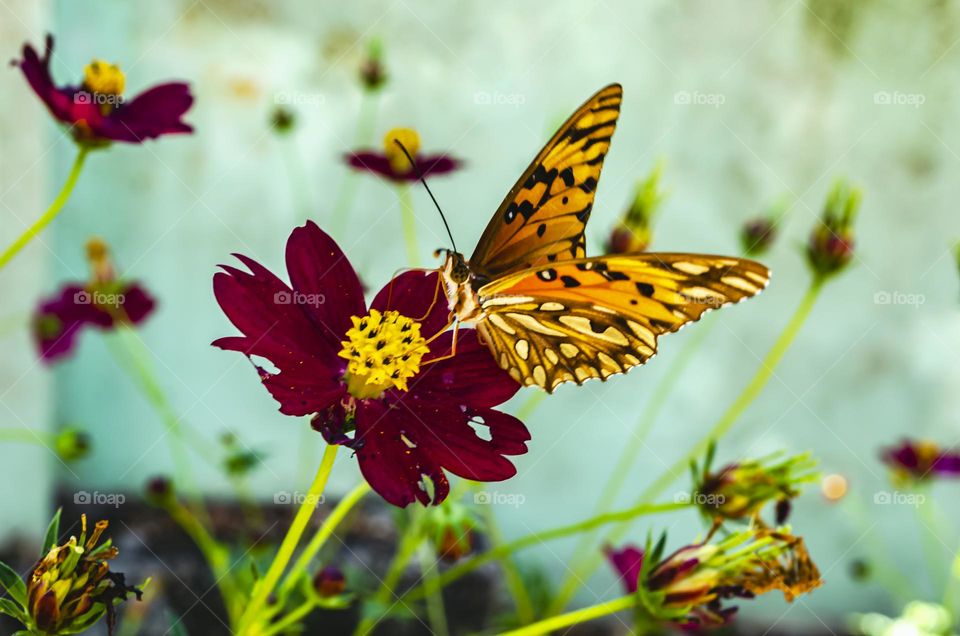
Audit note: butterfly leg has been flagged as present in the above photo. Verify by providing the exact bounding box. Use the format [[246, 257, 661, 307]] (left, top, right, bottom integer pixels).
[[421, 319, 462, 366]]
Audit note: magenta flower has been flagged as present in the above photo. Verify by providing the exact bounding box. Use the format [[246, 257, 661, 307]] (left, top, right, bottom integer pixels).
[[605, 544, 645, 594], [881, 439, 960, 482], [33, 239, 155, 363], [14, 35, 193, 145], [345, 128, 461, 183], [212, 221, 529, 507]]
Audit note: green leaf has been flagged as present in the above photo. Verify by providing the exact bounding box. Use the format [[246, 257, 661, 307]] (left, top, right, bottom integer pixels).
[[0, 559, 27, 606], [0, 597, 27, 623], [41, 508, 62, 556], [166, 610, 190, 636]]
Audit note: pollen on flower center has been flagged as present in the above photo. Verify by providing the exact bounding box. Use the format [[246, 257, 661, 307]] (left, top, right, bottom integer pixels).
[[338, 308, 430, 398], [83, 59, 126, 96], [384, 127, 420, 174]]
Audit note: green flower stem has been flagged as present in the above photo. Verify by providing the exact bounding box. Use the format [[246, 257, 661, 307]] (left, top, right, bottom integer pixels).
[[277, 481, 371, 601], [0, 146, 89, 272], [330, 91, 381, 239], [0, 312, 27, 339], [397, 184, 420, 267], [944, 543, 960, 616], [918, 488, 947, 593], [419, 543, 450, 636], [279, 135, 313, 221], [474, 485, 535, 624], [547, 278, 825, 616], [563, 315, 717, 580], [239, 444, 338, 634], [845, 494, 912, 604], [354, 509, 429, 636], [0, 427, 54, 446], [165, 498, 241, 625], [402, 500, 689, 603], [500, 594, 635, 636], [261, 598, 320, 636], [514, 390, 547, 421]]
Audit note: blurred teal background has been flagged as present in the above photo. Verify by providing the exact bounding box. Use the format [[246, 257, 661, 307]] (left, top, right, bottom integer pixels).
[[2, 0, 960, 629]]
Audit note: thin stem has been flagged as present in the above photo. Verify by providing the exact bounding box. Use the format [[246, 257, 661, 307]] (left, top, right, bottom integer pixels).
[[0, 312, 28, 339], [419, 544, 450, 636], [397, 184, 420, 267], [354, 509, 428, 636], [330, 91, 381, 239], [500, 595, 635, 636], [844, 493, 912, 604], [474, 484, 535, 624], [918, 488, 947, 594], [403, 500, 688, 602], [238, 444, 338, 634], [565, 316, 717, 576], [166, 499, 241, 625], [0, 146, 89, 271], [0, 427, 53, 446], [514, 391, 547, 421], [261, 598, 320, 636], [278, 481, 371, 601], [548, 278, 825, 616]]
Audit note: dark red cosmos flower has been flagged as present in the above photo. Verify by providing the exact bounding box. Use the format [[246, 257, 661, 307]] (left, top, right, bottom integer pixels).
[[605, 544, 645, 594], [345, 128, 461, 183], [33, 239, 155, 363], [881, 439, 960, 482], [14, 35, 193, 145], [212, 221, 529, 507]]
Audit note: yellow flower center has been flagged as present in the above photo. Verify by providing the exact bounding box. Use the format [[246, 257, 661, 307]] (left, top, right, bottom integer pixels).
[[83, 60, 126, 96], [383, 127, 420, 174], [338, 309, 429, 399]]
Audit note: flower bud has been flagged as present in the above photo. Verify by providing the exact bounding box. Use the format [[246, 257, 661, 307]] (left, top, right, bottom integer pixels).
[[605, 162, 666, 255], [270, 106, 296, 134], [53, 427, 91, 462], [359, 39, 387, 92], [740, 217, 776, 256], [312, 566, 346, 598], [144, 476, 174, 506], [806, 180, 862, 280]]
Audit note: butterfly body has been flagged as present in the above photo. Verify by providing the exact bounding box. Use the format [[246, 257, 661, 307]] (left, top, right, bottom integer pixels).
[[437, 84, 770, 392]]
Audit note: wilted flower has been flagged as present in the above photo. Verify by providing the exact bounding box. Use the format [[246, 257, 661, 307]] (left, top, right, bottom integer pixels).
[[607, 527, 822, 629], [26, 515, 141, 635], [53, 426, 91, 462], [14, 35, 193, 146], [32, 238, 155, 363], [312, 566, 347, 598], [213, 221, 529, 507], [345, 128, 462, 183], [692, 448, 818, 523], [605, 162, 666, 255], [359, 39, 387, 92], [806, 180, 862, 280], [880, 439, 960, 485]]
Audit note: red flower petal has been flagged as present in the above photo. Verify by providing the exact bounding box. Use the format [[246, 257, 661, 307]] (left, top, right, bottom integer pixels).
[[370, 271, 449, 339], [354, 399, 450, 507], [397, 398, 529, 482], [285, 221, 365, 343], [415, 330, 521, 408], [212, 253, 344, 416], [101, 82, 194, 142], [605, 544, 645, 594], [344, 152, 462, 182]]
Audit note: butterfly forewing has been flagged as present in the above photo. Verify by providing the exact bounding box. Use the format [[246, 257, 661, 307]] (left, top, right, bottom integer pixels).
[[469, 84, 622, 279], [474, 254, 771, 392]]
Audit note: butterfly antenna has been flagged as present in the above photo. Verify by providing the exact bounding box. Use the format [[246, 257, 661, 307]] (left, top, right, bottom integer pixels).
[[393, 139, 458, 253]]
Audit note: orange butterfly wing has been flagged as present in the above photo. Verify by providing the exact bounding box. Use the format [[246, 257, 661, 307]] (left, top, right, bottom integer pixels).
[[469, 84, 622, 279], [474, 254, 770, 392]]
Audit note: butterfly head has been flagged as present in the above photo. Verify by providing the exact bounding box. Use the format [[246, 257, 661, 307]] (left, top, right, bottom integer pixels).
[[438, 248, 470, 284]]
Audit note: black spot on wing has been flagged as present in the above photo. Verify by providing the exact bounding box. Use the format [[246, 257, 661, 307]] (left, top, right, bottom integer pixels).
[[560, 275, 581, 288], [636, 282, 655, 297]]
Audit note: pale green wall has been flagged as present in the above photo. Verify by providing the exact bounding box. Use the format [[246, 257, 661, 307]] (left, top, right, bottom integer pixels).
[[2, 0, 959, 626]]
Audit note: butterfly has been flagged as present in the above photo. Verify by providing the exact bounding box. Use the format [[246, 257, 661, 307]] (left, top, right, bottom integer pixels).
[[435, 83, 770, 393]]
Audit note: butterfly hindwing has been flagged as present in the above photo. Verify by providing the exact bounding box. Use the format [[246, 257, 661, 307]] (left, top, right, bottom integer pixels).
[[469, 84, 622, 279], [474, 254, 771, 392]]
